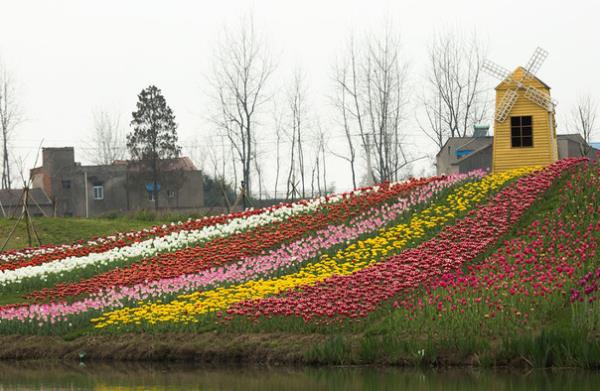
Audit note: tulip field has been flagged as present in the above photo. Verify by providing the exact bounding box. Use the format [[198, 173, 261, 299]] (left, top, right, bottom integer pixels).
[[2, 157, 600, 366]]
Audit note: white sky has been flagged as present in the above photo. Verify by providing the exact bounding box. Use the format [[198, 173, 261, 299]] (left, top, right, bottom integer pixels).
[[0, 0, 598, 192]]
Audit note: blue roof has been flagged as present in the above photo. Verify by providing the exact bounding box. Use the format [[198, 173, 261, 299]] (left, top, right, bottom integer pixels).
[[456, 149, 473, 159]]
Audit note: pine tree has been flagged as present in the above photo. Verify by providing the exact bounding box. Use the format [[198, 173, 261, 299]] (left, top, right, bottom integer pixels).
[[127, 85, 181, 211]]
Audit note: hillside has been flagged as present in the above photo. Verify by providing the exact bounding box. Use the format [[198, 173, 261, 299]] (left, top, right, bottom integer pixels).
[[0, 216, 180, 251], [0, 158, 599, 367]]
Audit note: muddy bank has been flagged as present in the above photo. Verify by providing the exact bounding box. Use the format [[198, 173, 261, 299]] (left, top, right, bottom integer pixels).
[[0, 332, 590, 368], [0, 333, 511, 367], [0, 333, 328, 364]]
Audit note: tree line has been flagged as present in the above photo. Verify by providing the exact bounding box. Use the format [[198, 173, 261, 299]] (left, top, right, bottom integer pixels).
[[0, 16, 598, 208]]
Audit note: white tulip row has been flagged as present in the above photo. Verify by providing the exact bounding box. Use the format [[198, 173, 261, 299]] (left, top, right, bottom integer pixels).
[[0, 183, 391, 287], [0, 223, 183, 263], [0, 183, 390, 264]]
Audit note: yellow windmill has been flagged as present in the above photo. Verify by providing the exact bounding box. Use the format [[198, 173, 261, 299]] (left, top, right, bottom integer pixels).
[[483, 47, 558, 172]]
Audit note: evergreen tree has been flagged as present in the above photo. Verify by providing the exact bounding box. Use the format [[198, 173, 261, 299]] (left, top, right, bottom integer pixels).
[[127, 85, 181, 211]]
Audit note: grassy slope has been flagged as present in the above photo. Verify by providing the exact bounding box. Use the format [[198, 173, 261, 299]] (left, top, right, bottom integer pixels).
[[298, 163, 600, 368], [1, 168, 598, 367], [0, 217, 174, 251], [192, 163, 597, 368]]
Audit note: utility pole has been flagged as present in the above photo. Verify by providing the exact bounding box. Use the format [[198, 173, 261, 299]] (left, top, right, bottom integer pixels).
[[241, 180, 246, 210], [364, 135, 375, 185]]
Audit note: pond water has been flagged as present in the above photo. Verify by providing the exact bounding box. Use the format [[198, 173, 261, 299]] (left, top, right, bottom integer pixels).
[[1, 362, 599, 390]]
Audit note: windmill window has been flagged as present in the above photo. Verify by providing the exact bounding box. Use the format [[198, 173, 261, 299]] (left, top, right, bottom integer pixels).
[[511, 116, 533, 148], [61, 180, 71, 189]]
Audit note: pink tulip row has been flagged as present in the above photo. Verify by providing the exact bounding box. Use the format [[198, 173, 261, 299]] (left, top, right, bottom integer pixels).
[[0, 171, 481, 324], [227, 159, 583, 321], [0, 180, 395, 266]]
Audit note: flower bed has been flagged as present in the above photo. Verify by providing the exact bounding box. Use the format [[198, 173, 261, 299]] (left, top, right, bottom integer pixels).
[[11, 177, 440, 302], [224, 160, 581, 323], [90, 167, 530, 329], [0, 172, 478, 329], [391, 160, 599, 330]]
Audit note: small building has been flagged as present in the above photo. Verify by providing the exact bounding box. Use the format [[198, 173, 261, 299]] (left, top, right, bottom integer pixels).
[[30, 147, 204, 217], [589, 142, 600, 157], [0, 188, 53, 218], [436, 132, 594, 176]]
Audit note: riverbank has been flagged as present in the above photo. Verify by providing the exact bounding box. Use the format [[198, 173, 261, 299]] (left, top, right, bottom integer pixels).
[[1, 330, 599, 368], [0, 333, 319, 364]]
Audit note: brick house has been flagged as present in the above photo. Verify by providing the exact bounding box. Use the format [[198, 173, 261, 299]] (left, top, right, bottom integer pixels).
[[30, 147, 204, 217]]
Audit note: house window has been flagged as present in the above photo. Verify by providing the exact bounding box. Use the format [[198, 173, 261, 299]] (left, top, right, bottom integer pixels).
[[61, 180, 71, 189], [93, 185, 104, 200], [511, 116, 533, 148], [167, 190, 175, 199]]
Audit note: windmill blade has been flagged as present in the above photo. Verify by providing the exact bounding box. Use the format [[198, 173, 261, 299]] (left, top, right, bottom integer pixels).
[[482, 59, 514, 83], [495, 89, 519, 122], [524, 86, 556, 112], [523, 47, 548, 80]]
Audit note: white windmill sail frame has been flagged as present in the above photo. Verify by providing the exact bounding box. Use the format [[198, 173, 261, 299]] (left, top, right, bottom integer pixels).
[[482, 59, 514, 84], [495, 89, 519, 122], [524, 85, 556, 112], [483, 46, 557, 122], [523, 47, 549, 80]]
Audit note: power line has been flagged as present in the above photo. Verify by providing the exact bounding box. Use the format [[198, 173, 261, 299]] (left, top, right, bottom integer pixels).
[[9, 132, 434, 151]]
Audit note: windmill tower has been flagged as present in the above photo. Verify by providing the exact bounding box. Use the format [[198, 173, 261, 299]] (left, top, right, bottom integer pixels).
[[483, 47, 558, 172]]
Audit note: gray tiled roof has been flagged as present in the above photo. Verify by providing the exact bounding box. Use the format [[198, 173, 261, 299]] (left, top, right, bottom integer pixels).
[[0, 188, 52, 207], [436, 136, 493, 164]]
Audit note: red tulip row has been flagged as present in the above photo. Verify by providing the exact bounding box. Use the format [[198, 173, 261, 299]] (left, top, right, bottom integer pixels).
[[0, 209, 281, 269], [396, 161, 600, 324], [24, 177, 437, 302], [227, 159, 584, 322], [0, 186, 382, 271]]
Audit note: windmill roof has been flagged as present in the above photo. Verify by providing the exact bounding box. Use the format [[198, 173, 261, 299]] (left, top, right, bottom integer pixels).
[[495, 66, 551, 90]]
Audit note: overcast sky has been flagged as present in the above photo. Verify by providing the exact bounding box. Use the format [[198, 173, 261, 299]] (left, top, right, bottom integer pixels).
[[0, 0, 598, 192]]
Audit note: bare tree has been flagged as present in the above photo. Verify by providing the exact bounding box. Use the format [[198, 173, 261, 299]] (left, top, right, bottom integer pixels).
[[331, 53, 358, 189], [310, 121, 328, 197], [251, 132, 266, 201], [0, 63, 22, 190], [272, 103, 284, 199], [185, 137, 208, 173], [209, 14, 274, 208], [285, 70, 309, 199], [205, 134, 235, 212], [363, 26, 411, 183], [419, 29, 489, 149], [332, 25, 415, 184], [88, 110, 125, 165], [570, 93, 599, 156]]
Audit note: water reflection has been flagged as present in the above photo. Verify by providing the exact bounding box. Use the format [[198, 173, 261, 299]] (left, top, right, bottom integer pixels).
[[0, 361, 599, 390]]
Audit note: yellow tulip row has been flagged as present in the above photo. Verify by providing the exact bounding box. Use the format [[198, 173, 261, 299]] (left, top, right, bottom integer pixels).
[[92, 167, 536, 328]]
